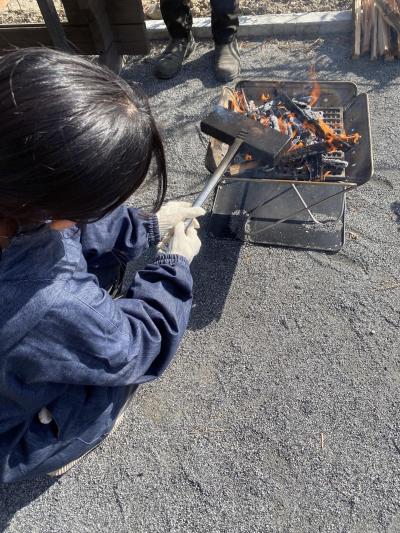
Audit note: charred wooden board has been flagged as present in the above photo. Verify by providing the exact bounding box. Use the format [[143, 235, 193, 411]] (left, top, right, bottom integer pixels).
[[201, 107, 292, 166]]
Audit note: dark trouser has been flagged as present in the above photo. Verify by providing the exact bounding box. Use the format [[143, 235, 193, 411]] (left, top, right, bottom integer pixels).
[[160, 0, 239, 45]]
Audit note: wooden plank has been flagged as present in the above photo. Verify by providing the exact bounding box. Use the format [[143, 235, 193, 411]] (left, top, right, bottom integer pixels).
[[353, 0, 362, 58], [77, 0, 113, 50], [380, 11, 392, 55], [377, 9, 385, 55], [106, 0, 145, 24], [62, 0, 145, 25], [361, 0, 373, 55], [61, 0, 89, 24], [36, 0, 70, 50], [371, 4, 378, 59], [0, 24, 93, 52], [0, 23, 148, 55], [61, 0, 148, 58], [84, 0, 123, 72], [375, 0, 400, 34]]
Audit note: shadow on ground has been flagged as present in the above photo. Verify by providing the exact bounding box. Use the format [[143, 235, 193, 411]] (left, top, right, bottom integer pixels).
[[0, 477, 56, 533], [189, 220, 242, 331], [124, 46, 221, 98]]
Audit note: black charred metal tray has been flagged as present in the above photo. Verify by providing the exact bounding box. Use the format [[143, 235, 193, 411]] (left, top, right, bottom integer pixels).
[[205, 80, 374, 252]]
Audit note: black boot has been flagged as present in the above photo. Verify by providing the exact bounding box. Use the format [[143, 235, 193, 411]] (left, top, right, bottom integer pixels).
[[214, 37, 240, 83], [153, 33, 196, 79]]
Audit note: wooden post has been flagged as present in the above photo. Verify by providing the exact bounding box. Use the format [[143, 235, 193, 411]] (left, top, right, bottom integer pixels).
[[77, 0, 123, 73], [377, 10, 391, 56], [375, 0, 400, 33], [36, 0, 70, 51], [361, 0, 373, 55], [396, 31, 400, 57], [371, 4, 378, 59], [353, 0, 362, 58]]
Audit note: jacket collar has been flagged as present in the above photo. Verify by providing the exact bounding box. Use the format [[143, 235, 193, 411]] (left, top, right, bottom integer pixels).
[[0, 224, 81, 281]]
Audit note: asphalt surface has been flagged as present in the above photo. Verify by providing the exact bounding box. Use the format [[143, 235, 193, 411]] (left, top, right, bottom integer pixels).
[[1, 37, 400, 533]]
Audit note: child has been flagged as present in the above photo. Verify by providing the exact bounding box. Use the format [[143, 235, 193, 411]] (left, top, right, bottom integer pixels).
[[0, 48, 205, 483]]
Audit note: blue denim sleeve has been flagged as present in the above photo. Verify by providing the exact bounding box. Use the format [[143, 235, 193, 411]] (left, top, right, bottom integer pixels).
[[80, 204, 160, 265], [25, 255, 193, 387]]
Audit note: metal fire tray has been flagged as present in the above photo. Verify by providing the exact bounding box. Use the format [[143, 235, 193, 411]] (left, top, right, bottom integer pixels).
[[206, 80, 374, 252]]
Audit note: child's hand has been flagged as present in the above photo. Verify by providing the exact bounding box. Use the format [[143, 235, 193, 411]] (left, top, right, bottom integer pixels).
[[158, 219, 202, 264], [156, 201, 205, 241]]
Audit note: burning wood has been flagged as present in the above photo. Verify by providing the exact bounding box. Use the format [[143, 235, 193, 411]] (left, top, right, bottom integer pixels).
[[353, 0, 400, 60], [225, 83, 360, 182]]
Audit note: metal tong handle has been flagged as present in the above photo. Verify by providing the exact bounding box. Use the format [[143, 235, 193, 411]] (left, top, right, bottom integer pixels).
[[185, 137, 244, 230]]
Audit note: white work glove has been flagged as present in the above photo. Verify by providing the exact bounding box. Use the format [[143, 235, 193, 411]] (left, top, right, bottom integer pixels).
[[159, 219, 202, 264], [156, 201, 205, 241]]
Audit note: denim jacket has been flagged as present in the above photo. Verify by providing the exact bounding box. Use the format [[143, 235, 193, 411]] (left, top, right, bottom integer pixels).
[[0, 205, 192, 483]]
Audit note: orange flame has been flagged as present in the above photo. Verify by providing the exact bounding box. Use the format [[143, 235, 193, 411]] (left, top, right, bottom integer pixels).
[[227, 89, 248, 114], [306, 119, 361, 150], [309, 64, 321, 107], [277, 117, 287, 134], [244, 154, 254, 161], [309, 82, 321, 107], [229, 95, 244, 114], [288, 141, 304, 152], [260, 93, 270, 102]]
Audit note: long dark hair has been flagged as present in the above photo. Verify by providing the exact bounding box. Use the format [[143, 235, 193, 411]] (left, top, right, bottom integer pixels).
[[0, 48, 167, 223]]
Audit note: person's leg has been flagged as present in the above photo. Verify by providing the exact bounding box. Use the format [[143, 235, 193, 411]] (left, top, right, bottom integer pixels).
[[47, 385, 138, 477], [211, 0, 239, 44], [160, 0, 192, 40], [210, 0, 240, 82], [153, 0, 196, 79]]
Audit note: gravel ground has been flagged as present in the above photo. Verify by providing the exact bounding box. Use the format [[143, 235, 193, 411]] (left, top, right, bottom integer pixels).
[[0, 1, 64, 23], [1, 37, 400, 533], [0, 0, 351, 24]]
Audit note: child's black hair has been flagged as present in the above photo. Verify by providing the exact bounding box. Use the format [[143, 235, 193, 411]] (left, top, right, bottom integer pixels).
[[0, 47, 167, 223]]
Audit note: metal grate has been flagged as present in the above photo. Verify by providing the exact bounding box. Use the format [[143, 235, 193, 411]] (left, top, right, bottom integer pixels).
[[316, 106, 346, 179]]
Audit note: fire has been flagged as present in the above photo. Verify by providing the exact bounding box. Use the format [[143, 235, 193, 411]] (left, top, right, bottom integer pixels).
[[229, 90, 245, 114], [225, 76, 361, 181], [277, 117, 287, 135], [307, 118, 361, 150], [309, 64, 321, 107], [288, 141, 304, 152], [309, 81, 321, 107]]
